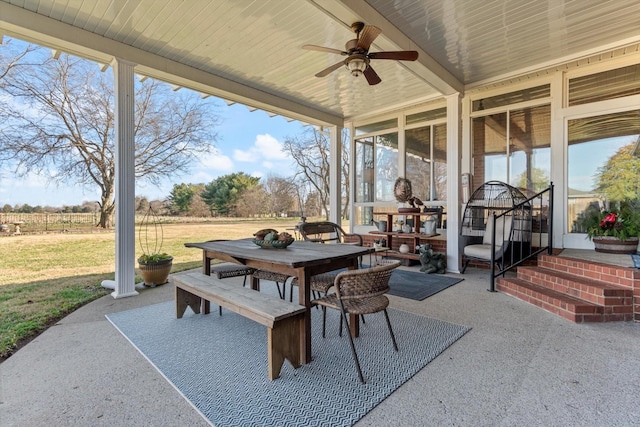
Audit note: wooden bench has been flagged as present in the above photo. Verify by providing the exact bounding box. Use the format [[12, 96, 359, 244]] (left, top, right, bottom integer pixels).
[[173, 270, 306, 380]]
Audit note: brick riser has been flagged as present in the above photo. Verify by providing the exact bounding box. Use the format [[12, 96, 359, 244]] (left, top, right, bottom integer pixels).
[[496, 254, 639, 323]]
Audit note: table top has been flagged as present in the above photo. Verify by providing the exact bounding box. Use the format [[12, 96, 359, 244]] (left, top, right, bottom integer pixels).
[[185, 238, 372, 269]]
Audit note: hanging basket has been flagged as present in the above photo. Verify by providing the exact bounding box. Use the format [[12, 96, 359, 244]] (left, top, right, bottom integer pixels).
[[592, 236, 639, 254]]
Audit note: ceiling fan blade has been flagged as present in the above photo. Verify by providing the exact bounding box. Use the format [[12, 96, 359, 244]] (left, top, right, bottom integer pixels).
[[364, 65, 382, 85], [357, 25, 381, 50], [315, 60, 345, 77], [303, 44, 348, 56], [369, 51, 419, 61]]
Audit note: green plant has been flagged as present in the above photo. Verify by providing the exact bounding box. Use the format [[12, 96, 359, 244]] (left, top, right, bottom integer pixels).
[[584, 200, 640, 241], [137, 252, 173, 264]]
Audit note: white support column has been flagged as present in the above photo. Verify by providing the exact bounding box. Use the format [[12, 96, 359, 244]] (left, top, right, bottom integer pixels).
[[549, 72, 565, 250], [110, 58, 138, 298], [329, 125, 342, 225], [445, 93, 463, 273]]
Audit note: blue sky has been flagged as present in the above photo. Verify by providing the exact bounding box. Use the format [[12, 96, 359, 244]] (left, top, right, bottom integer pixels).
[[0, 101, 306, 207]]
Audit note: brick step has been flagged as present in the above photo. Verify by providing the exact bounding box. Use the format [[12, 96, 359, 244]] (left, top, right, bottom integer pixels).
[[516, 266, 633, 306], [537, 254, 637, 289], [496, 278, 634, 323]]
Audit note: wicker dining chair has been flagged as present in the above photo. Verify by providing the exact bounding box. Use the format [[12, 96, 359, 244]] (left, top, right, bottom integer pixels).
[[252, 270, 290, 300], [298, 221, 363, 246], [311, 260, 401, 383], [287, 221, 365, 300]]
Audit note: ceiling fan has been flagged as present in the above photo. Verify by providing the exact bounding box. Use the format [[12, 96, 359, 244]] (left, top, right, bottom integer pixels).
[[303, 22, 418, 85]]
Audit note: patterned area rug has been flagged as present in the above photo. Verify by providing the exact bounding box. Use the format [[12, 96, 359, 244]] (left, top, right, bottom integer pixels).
[[107, 298, 470, 427]]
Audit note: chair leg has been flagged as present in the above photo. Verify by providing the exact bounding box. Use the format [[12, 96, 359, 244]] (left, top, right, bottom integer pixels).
[[383, 309, 398, 351], [340, 307, 365, 383], [461, 259, 470, 274], [275, 281, 285, 300], [321, 306, 327, 338]]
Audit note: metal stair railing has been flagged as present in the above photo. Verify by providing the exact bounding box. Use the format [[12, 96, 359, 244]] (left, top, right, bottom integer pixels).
[[489, 183, 554, 292]]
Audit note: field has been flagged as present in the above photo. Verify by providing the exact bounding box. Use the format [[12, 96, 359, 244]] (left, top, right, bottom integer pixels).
[[0, 218, 301, 360]]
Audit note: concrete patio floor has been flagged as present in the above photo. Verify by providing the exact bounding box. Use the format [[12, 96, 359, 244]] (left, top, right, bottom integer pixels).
[[2, 261, 640, 426]]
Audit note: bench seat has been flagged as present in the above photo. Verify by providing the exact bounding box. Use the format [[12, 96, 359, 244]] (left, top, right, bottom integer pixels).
[[173, 270, 306, 380]]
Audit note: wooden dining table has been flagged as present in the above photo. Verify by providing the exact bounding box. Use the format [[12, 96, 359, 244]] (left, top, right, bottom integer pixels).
[[184, 238, 373, 364]]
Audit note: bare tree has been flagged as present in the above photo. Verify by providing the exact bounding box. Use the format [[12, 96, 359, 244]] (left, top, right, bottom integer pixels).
[[283, 128, 350, 220], [264, 175, 296, 216], [0, 42, 219, 227], [235, 184, 269, 217]]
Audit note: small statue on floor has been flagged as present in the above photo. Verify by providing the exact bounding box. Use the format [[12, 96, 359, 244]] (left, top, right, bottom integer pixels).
[[418, 244, 446, 274]]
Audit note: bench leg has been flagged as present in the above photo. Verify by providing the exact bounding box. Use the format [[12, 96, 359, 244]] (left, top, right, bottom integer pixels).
[[175, 287, 202, 318], [267, 315, 303, 380]]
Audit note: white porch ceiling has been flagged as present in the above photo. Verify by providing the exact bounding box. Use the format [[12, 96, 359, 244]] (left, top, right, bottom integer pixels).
[[1, 0, 639, 125]]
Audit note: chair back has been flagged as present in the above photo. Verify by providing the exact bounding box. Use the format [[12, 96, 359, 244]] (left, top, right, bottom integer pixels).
[[482, 215, 513, 247], [299, 221, 363, 246], [333, 261, 400, 300]]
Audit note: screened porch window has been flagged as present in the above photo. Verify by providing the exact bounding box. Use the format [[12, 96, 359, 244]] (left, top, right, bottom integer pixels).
[[472, 104, 551, 194], [405, 124, 447, 203], [567, 110, 640, 234]]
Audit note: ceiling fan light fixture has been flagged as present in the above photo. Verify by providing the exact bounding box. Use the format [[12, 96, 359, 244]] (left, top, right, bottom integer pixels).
[[346, 55, 368, 77]]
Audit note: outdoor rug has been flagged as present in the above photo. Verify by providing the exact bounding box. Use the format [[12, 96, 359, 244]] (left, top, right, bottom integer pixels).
[[387, 270, 464, 301], [106, 299, 470, 427]]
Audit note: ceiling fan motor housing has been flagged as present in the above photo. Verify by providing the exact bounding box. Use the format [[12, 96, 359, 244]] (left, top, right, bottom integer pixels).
[[345, 54, 369, 76]]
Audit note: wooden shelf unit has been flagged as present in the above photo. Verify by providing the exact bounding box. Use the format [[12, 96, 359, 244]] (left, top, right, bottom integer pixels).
[[368, 211, 445, 264]]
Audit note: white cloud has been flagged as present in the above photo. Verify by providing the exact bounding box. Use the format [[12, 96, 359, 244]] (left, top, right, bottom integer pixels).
[[233, 149, 256, 162], [198, 149, 234, 172], [254, 134, 290, 160], [234, 133, 290, 163], [262, 161, 273, 169]]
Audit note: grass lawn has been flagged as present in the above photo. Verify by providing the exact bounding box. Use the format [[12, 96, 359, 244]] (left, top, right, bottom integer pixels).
[[0, 218, 301, 361]]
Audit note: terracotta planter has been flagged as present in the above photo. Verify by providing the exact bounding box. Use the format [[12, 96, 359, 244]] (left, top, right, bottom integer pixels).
[[592, 236, 639, 254], [138, 257, 173, 287]]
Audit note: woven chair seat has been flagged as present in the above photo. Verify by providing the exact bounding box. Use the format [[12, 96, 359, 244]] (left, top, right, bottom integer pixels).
[[313, 294, 389, 315], [290, 272, 337, 294], [253, 270, 290, 283], [210, 264, 256, 279]]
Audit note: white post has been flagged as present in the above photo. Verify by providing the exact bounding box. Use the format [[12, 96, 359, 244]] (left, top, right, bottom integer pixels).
[[108, 58, 138, 298], [446, 93, 462, 273], [329, 125, 342, 225]]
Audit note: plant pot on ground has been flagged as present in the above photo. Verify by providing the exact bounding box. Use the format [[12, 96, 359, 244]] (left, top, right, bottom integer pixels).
[[137, 207, 172, 287], [138, 253, 173, 287]]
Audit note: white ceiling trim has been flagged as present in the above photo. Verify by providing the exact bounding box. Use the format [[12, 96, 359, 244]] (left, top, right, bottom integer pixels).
[[0, 2, 343, 127]]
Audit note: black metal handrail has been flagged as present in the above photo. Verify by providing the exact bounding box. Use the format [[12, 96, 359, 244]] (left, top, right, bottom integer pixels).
[[489, 183, 554, 292]]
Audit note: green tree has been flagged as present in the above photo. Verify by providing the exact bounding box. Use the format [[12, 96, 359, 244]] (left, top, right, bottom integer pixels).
[[168, 183, 197, 215], [595, 143, 640, 201], [202, 173, 261, 216]]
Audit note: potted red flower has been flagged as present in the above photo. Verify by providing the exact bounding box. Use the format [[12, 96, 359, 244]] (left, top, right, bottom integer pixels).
[[586, 208, 639, 254]]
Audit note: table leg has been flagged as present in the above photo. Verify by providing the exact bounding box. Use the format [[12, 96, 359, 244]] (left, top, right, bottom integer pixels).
[[347, 259, 360, 338], [202, 253, 211, 314], [297, 269, 312, 364]]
